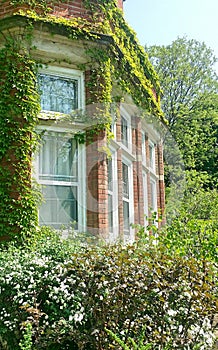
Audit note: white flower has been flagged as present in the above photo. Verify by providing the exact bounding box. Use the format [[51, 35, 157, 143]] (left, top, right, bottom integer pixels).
[[73, 312, 84, 323], [168, 309, 177, 316], [178, 325, 183, 333], [183, 291, 192, 299]]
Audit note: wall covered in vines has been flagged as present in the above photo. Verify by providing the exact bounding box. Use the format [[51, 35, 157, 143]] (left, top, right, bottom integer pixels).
[[0, 37, 40, 241], [0, 0, 163, 241]]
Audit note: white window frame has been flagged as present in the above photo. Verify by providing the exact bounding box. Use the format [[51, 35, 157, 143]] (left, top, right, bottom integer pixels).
[[120, 107, 132, 152], [38, 66, 84, 115], [150, 176, 158, 215], [122, 157, 134, 242], [35, 66, 85, 232], [35, 125, 86, 232], [142, 171, 149, 227], [107, 148, 119, 242]]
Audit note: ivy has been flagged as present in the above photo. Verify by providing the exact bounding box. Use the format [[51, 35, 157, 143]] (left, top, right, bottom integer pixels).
[[1, 0, 64, 12], [0, 37, 40, 242], [82, 0, 163, 117], [12, 0, 163, 118]]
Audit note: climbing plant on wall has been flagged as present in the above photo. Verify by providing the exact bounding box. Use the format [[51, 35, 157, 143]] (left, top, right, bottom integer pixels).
[[0, 35, 40, 242]]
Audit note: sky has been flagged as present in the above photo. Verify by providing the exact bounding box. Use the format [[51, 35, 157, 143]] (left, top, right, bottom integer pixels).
[[124, 0, 218, 65]]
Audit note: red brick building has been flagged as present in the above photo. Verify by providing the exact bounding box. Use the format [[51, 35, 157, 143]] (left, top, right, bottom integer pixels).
[[0, 0, 165, 242]]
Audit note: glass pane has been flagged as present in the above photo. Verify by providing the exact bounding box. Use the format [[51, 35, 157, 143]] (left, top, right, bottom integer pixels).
[[38, 74, 78, 113], [39, 132, 78, 182], [39, 185, 78, 229], [150, 180, 157, 210], [123, 201, 130, 233], [143, 172, 148, 217], [149, 144, 154, 170], [121, 116, 128, 147], [122, 162, 129, 198], [107, 158, 113, 192], [108, 194, 113, 232], [141, 132, 146, 164]]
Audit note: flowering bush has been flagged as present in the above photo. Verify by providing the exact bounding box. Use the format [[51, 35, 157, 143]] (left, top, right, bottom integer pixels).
[[0, 228, 217, 349]]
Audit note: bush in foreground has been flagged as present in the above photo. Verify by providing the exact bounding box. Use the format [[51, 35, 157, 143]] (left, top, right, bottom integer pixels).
[[0, 227, 217, 349]]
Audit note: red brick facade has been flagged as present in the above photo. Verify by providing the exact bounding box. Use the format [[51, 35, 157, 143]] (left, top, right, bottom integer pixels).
[[0, 0, 124, 20], [86, 129, 108, 238]]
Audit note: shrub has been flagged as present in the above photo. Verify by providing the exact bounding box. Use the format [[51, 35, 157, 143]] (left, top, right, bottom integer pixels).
[[0, 228, 217, 349]]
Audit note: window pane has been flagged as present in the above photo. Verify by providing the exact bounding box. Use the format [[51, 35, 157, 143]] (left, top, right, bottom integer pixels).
[[39, 74, 78, 113], [39, 132, 78, 182], [149, 144, 155, 170], [123, 201, 130, 233], [108, 194, 113, 232], [122, 162, 129, 198], [141, 132, 146, 164], [121, 116, 128, 147], [150, 180, 157, 211], [39, 185, 78, 229], [107, 158, 113, 192], [143, 172, 148, 218]]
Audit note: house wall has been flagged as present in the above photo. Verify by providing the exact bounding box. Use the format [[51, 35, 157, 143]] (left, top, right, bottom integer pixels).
[[86, 129, 109, 238], [131, 117, 145, 227], [0, 0, 165, 241], [0, 0, 124, 20]]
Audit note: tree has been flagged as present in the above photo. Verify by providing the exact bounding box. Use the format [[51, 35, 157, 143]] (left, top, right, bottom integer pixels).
[[146, 37, 218, 186]]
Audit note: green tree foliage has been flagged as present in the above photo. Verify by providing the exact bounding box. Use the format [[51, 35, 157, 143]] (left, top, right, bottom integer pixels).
[[0, 229, 217, 349], [146, 37, 218, 185]]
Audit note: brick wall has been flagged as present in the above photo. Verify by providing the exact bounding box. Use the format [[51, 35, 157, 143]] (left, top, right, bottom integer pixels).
[[132, 117, 144, 226], [86, 129, 109, 238], [157, 142, 165, 223], [0, 0, 124, 20], [116, 112, 124, 238], [0, 1, 24, 19], [117, 0, 124, 10]]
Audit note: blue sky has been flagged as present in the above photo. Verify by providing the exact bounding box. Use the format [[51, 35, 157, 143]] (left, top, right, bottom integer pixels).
[[124, 0, 218, 64]]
